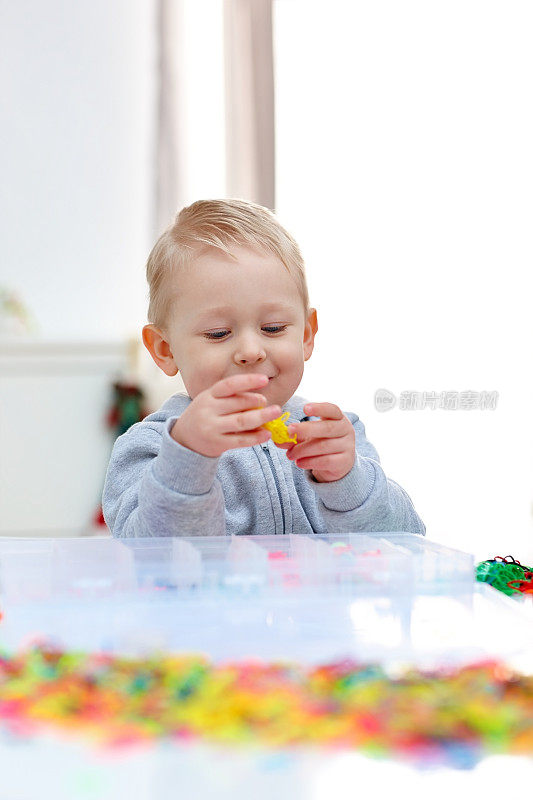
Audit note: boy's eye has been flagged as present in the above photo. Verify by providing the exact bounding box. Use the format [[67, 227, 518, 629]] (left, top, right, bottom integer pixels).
[[262, 325, 287, 334], [204, 330, 230, 340], [203, 325, 287, 341]]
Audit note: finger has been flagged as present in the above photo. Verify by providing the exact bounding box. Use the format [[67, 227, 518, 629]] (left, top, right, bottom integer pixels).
[[288, 418, 350, 441], [218, 392, 267, 415], [223, 428, 272, 449], [218, 404, 281, 435], [288, 436, 351, 461], [274, 441, 294, 451], [293, 452, 347, 470], [212, 373, 269, 398], [302, 402, 343, 420]]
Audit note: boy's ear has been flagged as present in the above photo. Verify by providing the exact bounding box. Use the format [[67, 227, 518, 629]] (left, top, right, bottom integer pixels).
[[303, 308, 318, 361], [142, 324, 179, 376]]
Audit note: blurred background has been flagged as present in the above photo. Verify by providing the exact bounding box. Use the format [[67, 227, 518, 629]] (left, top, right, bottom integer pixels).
[[1, 0, 532, 562]]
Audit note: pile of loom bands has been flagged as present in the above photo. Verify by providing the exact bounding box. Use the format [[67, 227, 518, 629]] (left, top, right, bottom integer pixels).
[[0, 643, 532, 768], [476, 555, 533, 596]]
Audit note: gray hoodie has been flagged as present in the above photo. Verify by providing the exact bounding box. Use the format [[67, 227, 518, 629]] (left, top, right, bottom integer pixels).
[[102, 392, 425, 538]]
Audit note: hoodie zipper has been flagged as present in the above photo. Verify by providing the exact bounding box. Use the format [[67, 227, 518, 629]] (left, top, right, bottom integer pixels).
[[261, 444, 286, 535]]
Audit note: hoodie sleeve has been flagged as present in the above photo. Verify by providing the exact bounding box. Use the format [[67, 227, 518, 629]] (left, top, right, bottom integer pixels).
[[102, 417, 226, 538], [302, 413, 425, 535]]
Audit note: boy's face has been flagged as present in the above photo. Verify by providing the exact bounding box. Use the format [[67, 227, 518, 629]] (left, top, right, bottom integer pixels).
[[144, 245, 317, 409]]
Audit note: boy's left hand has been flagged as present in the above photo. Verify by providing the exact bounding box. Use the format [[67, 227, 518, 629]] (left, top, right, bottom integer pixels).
[[277, 403, 355, 483]]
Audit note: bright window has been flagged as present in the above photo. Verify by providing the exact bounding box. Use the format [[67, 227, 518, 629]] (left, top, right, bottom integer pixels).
[[274, 0, 533, 561]]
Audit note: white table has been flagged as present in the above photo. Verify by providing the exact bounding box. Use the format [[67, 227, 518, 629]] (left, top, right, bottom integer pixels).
[[0, 533, 531, 798]]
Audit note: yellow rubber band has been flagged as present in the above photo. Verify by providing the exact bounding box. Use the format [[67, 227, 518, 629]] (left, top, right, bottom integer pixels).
[[261, 411, 297, 444]]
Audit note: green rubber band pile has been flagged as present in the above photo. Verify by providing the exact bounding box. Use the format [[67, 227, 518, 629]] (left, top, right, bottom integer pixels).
[[476, 556, 533, 596]]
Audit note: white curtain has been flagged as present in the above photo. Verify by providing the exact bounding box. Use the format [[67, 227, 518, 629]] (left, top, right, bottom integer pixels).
[[155, 0, 275, 233], [224, 0, 276, 209], [155, 0, 188, 234]]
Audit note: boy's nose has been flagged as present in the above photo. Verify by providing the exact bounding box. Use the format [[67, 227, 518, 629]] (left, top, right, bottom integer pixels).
[[233, 337, 267, 365]]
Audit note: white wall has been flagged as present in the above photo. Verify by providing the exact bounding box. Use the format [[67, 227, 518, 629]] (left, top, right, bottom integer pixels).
[[274, 0, 533, 563], [0, 0, 155, 341]]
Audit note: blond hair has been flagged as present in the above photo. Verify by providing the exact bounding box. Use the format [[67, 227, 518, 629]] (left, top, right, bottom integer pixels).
[[146, 199, 310, 329]]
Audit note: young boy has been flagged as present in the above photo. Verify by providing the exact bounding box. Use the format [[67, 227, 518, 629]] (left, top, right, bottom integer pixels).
[[103, 199, 425, 538]]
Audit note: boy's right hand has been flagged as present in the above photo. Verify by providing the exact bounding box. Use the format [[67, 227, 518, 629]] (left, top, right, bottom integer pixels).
[[170, 374, 281, 458]]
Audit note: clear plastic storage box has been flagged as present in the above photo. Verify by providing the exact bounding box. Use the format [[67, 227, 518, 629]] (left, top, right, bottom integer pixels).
[[0, 532, 531, 672]]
